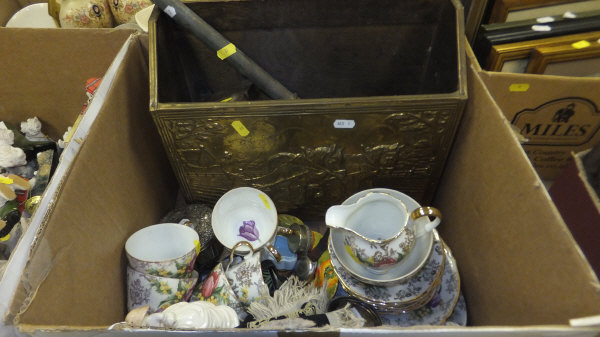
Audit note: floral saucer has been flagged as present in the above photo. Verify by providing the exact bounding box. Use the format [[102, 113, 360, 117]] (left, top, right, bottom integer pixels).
[[379, 243, 461, 326], [330, 230, 445, 311], [330, 188, 435, 285], [445, 293, 467, 326]]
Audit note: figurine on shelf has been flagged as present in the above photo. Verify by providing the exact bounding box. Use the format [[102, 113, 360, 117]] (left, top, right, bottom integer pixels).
[[57, 0, 115, 28], [0, 174, 31, 241], [21, 117, 52, 143], [0, 122, 27, 170]]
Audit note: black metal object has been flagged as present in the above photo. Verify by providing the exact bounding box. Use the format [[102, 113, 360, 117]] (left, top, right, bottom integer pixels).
[[151, 0, 297, 100]]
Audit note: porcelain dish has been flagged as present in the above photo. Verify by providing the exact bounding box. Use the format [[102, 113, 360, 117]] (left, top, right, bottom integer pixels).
[[330, 189, 434, 285], [445, 293, 467, 326], [330, 230, 445, 312], [6, 3, 58, 28], [378, 243, 461, 326]]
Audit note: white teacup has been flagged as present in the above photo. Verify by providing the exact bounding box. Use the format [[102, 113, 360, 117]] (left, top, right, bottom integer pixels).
[[212, 187, 282, 259], [125, 221, 200, 278]]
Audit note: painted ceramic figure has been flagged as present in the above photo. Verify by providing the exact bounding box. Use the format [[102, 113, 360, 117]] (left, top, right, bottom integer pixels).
[[126, 301, 239, 329], [59, 0, 114, 28], [108, 0, 152, 25]]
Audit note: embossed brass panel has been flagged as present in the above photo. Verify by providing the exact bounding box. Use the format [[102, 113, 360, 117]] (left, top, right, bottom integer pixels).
[[149, 0, 467, 219]]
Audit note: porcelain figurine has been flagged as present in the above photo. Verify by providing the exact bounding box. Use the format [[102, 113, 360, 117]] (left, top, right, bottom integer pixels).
[[20, 117, 50, 143], [0, 174, 30, 240], [0, 122, 26, 169], [108, 0, 152, 25], [59, 0, 114, 28], [126, 301, 239, 329]]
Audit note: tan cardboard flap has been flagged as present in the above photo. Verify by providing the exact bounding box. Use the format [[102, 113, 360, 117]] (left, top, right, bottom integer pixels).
[[434, 47, 600, 325], [10, 35, 178, 326], [476, 71, 600, 180], [0, 28, 135, 140]]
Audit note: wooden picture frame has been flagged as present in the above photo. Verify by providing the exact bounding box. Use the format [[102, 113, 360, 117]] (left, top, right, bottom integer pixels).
[[473, 14, 600, 66], [526, 39, 600, 76], [488, 0, 600, 23], [486, 30, 600, 72]]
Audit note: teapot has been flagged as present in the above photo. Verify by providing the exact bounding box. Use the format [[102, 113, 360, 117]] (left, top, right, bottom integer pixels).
[[325, 192, 441, 274]]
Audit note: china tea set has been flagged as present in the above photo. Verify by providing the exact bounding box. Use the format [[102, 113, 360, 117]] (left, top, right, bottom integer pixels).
[[326, 188, 462, 326], [123, 186, 465, 327]]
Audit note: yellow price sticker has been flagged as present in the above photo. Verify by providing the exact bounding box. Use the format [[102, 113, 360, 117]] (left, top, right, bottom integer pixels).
[[509, 83, 530, 92], [0, 176, 14, 184], [231, 120, 250, 137], [194, 240, 201, 255], [217, 43, 237, 60], [572, 40, 591, 49], [259, 194, 271, 210]]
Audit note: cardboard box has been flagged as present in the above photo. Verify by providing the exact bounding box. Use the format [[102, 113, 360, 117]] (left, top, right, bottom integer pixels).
[[549, 150, 600, 278], [0, 28, 178, 335], [2, 36, 600, 337], [472, 53, 600, 181]]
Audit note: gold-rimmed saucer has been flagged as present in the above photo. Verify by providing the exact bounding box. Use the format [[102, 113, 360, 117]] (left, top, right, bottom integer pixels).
[[379, 241, 461, 326], [330, 230, 446, 311]]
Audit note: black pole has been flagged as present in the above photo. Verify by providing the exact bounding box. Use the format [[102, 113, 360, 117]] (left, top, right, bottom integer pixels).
[[152, 0, 297, 100]]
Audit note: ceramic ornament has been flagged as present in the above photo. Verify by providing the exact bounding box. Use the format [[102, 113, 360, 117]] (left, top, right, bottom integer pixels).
[[126, 301, 240, 329], [20, 117, 50, 143], [0, 122, 26, 169]]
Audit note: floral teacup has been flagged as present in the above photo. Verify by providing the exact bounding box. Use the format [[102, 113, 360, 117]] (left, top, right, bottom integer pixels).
[[125, 222, 200, 278], [127, 266, 198, 313], [212, 187, 287, 261], [190, 263, 247, 320], [225, 241, 269, 306]]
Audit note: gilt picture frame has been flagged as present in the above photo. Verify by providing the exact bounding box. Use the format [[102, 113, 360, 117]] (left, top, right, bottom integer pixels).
[[526, 39, 600, 76], [473, 14, 600, 66], [486, 30, 600, 72], [488, 0, 600, 23]]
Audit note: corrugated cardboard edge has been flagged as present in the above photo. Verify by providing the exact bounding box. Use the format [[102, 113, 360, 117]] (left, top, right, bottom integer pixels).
[[9, 324, 600, 336], [1, 33, 141, 328], [434, 41, 600, 325], [465, 42, 600, 296]]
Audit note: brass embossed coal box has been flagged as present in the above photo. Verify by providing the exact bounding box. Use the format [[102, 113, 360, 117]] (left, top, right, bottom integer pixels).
[[148, 0, 467, 219]]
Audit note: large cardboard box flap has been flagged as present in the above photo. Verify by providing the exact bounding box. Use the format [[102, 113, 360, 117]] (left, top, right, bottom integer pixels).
[[435, 45, 600, 327], [474, 61, 600, 181], [0, 28, 139, 322], [0, 29, 178, 332]]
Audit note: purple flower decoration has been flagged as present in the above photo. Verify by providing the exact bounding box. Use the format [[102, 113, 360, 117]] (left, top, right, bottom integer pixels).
[[238, 220, 259, 241]]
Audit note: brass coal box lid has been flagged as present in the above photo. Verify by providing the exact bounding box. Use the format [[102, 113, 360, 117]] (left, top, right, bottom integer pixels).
[[148, 0, 467, 220]]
